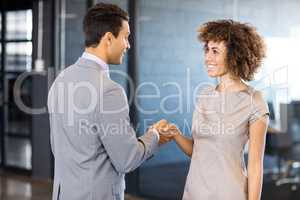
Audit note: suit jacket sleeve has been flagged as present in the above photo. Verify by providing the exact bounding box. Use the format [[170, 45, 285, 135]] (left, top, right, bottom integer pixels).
[[97, 82, 159, 174]]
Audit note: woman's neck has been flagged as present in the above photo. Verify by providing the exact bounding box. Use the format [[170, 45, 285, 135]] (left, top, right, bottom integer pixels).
[[216, 73, 246, 92]]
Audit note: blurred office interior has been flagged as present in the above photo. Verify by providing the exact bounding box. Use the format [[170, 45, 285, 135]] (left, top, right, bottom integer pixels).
[[1, 0, 300, 199]]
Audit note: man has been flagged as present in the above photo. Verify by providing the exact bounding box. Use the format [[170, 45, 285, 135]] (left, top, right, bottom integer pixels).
[[48, 3, 170, 200]]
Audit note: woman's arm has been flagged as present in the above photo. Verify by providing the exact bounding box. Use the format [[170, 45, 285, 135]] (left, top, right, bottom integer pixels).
[[173, 133, 194, 157], [160, 124, 194, 157], [248, 115, 269, 200]]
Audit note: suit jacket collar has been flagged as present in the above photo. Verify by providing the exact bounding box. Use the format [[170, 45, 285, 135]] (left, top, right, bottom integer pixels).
[[75, 57, 110, 78]]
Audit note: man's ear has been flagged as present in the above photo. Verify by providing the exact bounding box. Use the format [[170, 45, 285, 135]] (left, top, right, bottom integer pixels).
[[103, 32, 114, 46]]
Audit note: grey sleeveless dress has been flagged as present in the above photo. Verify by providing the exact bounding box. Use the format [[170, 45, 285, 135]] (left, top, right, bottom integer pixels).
[[182, 85, 269, 200]]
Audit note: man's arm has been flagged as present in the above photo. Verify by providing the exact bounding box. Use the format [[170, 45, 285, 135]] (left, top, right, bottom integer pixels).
[[97, 84, 159, 173]]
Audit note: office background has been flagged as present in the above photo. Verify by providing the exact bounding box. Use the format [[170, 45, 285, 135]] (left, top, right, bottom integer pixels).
[[0, 0, 300, 199]]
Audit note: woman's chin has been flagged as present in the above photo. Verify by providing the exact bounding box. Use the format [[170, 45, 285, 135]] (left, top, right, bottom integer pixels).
[[207, 72, 218, 78]]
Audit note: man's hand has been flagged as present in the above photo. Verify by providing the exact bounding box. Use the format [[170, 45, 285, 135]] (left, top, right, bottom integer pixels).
[[153, 119, 168, 132], [152, 119, 181, 145], [162, 123, 181, 137]]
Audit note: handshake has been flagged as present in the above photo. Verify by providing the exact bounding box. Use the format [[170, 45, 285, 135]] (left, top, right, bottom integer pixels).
[[151, 119, 181, 145]]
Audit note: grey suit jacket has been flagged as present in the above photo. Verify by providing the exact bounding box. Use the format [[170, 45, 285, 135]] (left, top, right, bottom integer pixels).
[[47, 57, 159, 200]]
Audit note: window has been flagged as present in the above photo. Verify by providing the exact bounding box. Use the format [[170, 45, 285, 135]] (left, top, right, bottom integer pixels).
[[0, 9, 33, 170]]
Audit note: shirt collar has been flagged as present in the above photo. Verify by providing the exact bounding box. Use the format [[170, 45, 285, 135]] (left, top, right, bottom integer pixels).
[[81, 52, 109, 71]]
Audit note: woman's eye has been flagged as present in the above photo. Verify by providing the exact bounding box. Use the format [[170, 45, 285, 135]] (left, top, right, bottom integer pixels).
[[213, 50, 218, 54]]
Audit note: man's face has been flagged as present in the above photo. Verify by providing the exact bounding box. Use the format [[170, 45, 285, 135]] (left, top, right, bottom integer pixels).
[[107, 20, 131, 65]]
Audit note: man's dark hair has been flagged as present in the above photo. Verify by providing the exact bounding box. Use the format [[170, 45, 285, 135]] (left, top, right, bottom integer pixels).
[[83, 3, 129, 47]]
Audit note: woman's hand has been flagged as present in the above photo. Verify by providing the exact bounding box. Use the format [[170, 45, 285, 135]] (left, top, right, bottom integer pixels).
[[153, 120, 193, 156], [159, 123, 181, 139], [152, 120, 181, 141]]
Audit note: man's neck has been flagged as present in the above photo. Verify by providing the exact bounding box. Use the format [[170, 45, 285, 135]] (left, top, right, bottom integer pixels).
[[85, 48, 108, 64]]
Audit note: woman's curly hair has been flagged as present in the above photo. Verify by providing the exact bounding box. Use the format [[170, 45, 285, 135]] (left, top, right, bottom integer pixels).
[[198, 19, 266, 81]]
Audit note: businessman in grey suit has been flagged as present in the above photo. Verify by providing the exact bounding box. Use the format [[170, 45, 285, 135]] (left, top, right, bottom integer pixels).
[[48, 3, 170, 200]]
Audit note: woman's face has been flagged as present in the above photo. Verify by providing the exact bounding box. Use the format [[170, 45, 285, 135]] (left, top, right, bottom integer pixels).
[[204, 40, 228, 78]]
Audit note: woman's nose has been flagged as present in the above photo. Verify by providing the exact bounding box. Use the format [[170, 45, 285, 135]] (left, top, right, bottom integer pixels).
[[205, 52, 212, 62]]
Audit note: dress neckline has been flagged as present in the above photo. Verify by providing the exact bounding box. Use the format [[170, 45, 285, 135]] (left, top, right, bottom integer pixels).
[[213, 84, 253, 95]]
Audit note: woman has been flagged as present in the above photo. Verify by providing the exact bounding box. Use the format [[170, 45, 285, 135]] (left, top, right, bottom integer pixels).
[[164, 20, 269, 200]]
